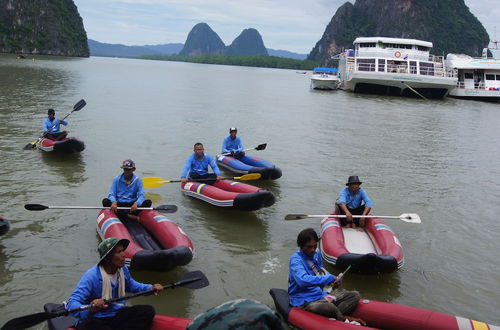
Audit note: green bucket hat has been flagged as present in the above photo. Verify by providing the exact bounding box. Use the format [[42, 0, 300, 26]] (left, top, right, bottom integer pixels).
[[98, 237, 129, 264]]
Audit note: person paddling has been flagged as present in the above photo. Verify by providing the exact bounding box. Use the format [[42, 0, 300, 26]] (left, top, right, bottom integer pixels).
[[66, 237, 163, 329], [181, 143, 222, 184], [43, 108, 68, 140], [288, 228, 365, 325], [221, 127, 245, 158], [102, 159, 152, 221], [337, 176, 373, 228]]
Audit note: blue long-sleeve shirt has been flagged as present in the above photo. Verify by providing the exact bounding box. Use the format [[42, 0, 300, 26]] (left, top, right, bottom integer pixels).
[[107, 173, 146, 205], [288, 250, 335, 306], [181, 153, 221, 178], [43, 117, 67, 133], [338, 187, 373, 209], [67, 265, 152, 324], [221, 136, 244, 154]]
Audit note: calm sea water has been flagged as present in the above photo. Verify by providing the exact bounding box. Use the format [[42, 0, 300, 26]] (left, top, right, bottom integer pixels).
[[0, 54, 499, 327]]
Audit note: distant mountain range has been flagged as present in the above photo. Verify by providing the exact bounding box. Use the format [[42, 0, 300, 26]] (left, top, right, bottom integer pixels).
[[88, 39, 307, 60]]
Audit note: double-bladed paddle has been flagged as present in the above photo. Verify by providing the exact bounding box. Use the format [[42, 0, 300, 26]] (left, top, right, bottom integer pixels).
[[220, 143, 267, 156], [143, 173, 262, 189], [284, 213, 421, 223], [23, 99, 87, 150], [1, 270, 209, 330], [24, 203, 178, 213]]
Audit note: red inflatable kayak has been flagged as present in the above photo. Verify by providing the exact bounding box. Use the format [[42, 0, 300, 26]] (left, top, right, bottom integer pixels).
[[96, 209, 194, 271], [270, 288, 498, 330], [320, 210, 404, 273], [181, 179, 275, 211], [36, 137, 85, 153]]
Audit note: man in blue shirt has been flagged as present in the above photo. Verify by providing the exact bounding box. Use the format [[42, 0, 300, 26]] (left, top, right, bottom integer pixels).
[[181, 143, 222, 184], [288, 228, 365, 324], [337, 176, 373, 228], [67, 237, 163, 329], [102, 159, 151, 221], [221, 127, 245, 158], [43, 108, 68, 140]]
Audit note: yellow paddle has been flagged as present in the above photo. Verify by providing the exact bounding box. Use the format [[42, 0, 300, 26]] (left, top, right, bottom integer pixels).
[[143, 173, 262, 189]]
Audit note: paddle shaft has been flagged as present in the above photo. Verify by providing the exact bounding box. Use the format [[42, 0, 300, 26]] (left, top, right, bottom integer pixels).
[[24, 204, 177, 213], [220, 143, 266, 156]]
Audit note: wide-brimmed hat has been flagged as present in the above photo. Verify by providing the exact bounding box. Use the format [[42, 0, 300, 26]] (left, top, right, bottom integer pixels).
[[346, 176, 362, 185], [120, 159, 135, 169], [98, 237, 129, 264]]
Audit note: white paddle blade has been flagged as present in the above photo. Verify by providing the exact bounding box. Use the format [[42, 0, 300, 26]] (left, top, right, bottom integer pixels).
[[399, 213, 421, 223]]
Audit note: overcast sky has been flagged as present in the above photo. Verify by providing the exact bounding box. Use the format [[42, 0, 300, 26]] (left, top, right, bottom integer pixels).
[[73, 0, 500, 55]]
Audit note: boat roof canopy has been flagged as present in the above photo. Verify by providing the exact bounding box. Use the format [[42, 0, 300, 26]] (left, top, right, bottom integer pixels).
[[313, 67, 338, 72], [354, 37, 433, 48]]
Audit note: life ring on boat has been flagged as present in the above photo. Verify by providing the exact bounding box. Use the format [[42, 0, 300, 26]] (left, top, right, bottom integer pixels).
[[394, 51, 402, 58]]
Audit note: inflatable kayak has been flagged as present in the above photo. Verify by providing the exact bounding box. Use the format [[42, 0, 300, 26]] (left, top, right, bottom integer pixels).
[[320, 210, 404, 273], [181, 179, 275, 211], [36, 137, 85, 153], [44, 303, 192, 330], [270, 288, 499, 330], [0, 216, 9, 236], [96, 209, 194, 271], [216, 154, 282, 180]]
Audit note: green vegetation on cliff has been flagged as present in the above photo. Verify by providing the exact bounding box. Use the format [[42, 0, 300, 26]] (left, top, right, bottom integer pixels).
[[139, 54, 318, 70], [0, 0, 88, 56]]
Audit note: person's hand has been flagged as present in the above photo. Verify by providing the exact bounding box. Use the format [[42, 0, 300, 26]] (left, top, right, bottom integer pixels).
[[130, 203, 138, 213], [345, 212, 353, 227], [110, 202, 118, 213], [332, 277, 342, 288], [216, 176, 222, 181], [181, 178, 187, 183], [152, 283, 163, 295], [345, 316, 366, 326], [89, 298, 108, 312], [58, 119, 63, 124]]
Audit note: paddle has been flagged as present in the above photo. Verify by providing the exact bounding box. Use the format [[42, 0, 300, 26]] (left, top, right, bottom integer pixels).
[[24, 204, 178, 213], [220, 143, 267, 156], [1, 270, 209, 330], [284, 213, 421, 223], [143, 173, 262, 189], [23, 99, 87, 150]]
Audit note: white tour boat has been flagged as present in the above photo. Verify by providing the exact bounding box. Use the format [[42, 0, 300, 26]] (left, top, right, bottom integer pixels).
[[310, 67, 340, 90], [337, 37, 457, 99], [445, 51, 500, 102]]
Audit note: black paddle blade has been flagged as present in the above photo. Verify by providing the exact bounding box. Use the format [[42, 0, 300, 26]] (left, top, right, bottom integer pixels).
[[24, 204, 48, 211], [22, 142, 36, 150], [255, 143, 267, 151], [177, 270, 209, 289], [73, 99, 86, 111], [1, 311, 58, 330], [154, 205, 178, 213]]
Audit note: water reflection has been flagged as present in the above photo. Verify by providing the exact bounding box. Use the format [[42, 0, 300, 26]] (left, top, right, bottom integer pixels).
[[40, 152, 87, 185]]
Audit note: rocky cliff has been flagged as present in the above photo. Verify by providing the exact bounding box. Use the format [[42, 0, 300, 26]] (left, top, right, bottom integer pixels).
[[309, 0, 490, 65], [179, 23, 225, 57], [0, 0, 88, 56], [225, 28, 268, 56]]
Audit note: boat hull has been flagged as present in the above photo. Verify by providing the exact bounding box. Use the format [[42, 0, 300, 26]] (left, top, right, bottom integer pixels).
[[96, 209, 194, 271], [269, 288, 499, 330], [320, 212, 404, 273], [311, 77, 340, 90], [181, 179, 275, 211], [44, 303, 193, 330], [36, 137, 85, 153], [448, 88, 500, 102], [216, 155, 282, 180]]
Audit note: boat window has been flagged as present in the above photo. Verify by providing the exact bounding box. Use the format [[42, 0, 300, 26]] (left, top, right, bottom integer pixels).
[[409, 61, 417, 74], [419, 62, 434, 76], [359, 43, 377, 48], [417, 46, 429, 51], [357, 59, 376, 71], [383, 43, 412, 49], [464, 73, 474, 79], [378, 59, 386, 72], [485, 74, 495, 80], [496, 75, 500, 80]]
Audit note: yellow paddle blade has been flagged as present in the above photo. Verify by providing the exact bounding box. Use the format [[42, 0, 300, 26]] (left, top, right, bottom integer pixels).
[[235, 173, 262, 181], [142, 177, 170, 189]]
